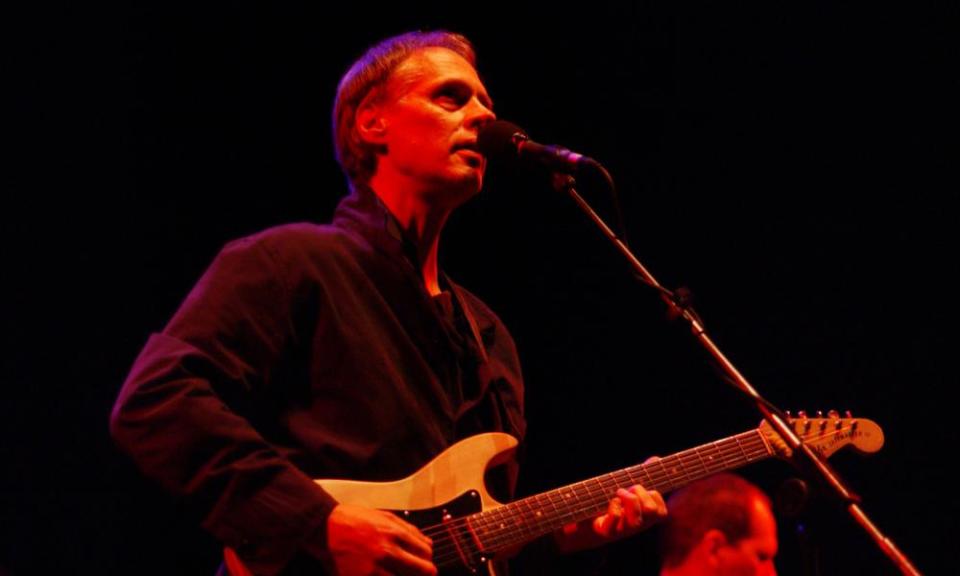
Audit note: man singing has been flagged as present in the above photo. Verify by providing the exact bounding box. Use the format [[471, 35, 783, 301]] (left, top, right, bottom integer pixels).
[[111, 30, 666, 575]]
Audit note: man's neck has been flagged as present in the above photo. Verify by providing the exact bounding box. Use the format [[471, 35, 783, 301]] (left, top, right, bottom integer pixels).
[[367, 178, 452, 296]]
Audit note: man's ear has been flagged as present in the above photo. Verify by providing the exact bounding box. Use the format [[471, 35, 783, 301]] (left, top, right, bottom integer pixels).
[[356, 93, 388, 145], [703, 529, 729, 560]]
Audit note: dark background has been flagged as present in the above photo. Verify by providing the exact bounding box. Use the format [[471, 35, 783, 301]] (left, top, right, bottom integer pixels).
[[3, 2, 956, 574]]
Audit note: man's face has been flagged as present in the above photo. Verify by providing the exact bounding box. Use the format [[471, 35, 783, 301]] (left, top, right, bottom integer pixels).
[[715, 497, 778, 576], [373, 47, 495, 203]]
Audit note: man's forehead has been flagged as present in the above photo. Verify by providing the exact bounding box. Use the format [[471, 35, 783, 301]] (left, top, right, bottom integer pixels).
[[388, 47, 487, 94], [747, 497, 777, 545]]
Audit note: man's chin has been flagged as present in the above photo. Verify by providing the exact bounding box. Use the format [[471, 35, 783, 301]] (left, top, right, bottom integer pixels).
[[423, 172, 484, 207]]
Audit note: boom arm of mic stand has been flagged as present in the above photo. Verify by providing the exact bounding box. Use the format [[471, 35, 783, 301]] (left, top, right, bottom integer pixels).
[[550, 173, 923, 576]]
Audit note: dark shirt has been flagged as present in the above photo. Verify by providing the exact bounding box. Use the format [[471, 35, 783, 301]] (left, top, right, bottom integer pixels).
[[110, 186, 526, 575]]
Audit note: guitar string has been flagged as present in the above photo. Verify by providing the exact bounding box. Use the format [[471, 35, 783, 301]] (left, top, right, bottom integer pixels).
[[421, 430, 765, 545], [425, 434, 771, 566], [424, 424, 860, 566], [429, 440, 772, 567], [427, 434, 773, 565], [468, 422, 864, 558], [438, 439, 771, 563]]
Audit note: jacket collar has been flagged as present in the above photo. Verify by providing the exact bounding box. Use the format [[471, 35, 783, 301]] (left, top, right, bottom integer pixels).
[[331, 184, 491, 364]]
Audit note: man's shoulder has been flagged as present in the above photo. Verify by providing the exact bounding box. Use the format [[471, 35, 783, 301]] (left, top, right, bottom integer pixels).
[[223, 222, 357, 259], [448, 281, 509, 331]]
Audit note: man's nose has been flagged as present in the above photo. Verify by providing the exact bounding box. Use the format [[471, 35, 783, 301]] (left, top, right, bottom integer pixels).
[[466, 98, 496, 130]]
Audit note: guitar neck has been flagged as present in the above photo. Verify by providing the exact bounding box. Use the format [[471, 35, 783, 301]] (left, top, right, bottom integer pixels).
[[472, 428, 772, 553]]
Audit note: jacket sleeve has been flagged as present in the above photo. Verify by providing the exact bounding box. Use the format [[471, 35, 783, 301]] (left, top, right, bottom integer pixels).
[[110, 234, 336, 575]]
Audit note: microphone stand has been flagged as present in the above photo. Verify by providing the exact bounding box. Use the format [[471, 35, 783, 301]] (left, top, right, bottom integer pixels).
[[775, 477, 822, 576], [549, 172, 922, 576]]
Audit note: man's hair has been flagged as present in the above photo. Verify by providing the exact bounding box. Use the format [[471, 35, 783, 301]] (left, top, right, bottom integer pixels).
[[659, 473, 771, 568], [332, 30, 477, 187]]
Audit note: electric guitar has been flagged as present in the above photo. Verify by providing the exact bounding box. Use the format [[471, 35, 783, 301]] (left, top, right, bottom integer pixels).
[[226, 413, 882, 575]]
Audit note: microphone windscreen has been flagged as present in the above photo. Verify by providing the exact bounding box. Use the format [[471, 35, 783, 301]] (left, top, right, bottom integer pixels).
[[477, 120, 527, 162]]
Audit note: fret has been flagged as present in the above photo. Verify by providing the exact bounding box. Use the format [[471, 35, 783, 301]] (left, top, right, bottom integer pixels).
[[624, 465, 642, 488], [673, 451, 698, 483], [692, 446, 709, 478], [470, 512, 490, 550], [482, 506, 508, 550], [734, 434, 749, 463], [544, 487, 566, 524], [613, 469, 634, 495], [656, 456, 674, 492], [747, 431, 768, 460], [517, 497, 537, 539], [673, 455, 691, 486], [578, 478, 606, 517], [712, 439, 730, 470], [590, 474, 612, 505], [639, 461, 657, 490], [702, 441, 724, 474]]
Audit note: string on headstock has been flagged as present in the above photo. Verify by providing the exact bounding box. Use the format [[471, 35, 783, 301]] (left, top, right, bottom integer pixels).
[[759, 410, 885, 460]]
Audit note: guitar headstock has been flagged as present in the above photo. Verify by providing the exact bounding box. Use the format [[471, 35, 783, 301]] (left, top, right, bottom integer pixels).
[[759, 410, 884, 459]]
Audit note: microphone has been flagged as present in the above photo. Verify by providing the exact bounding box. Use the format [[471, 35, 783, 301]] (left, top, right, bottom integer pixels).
[[477, 120, 598, 174]]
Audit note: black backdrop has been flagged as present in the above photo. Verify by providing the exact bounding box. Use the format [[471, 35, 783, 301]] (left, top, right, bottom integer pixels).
[[4, 2, 956, 574]]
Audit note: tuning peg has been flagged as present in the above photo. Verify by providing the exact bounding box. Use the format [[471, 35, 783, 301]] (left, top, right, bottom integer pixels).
[[798, 410, 807, 419], [839, 409, 858, 429], [819, 418, 828, 432], [828, 410, 842, 429], [816, 410, 824, 418], [786, 410, 792, 418]]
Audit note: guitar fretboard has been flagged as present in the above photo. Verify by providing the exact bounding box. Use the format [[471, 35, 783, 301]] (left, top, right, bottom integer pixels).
[[469, 429, 771, 553]]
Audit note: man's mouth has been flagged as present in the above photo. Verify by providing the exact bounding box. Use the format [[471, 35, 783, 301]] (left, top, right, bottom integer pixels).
[[452, 142, 484, 166]]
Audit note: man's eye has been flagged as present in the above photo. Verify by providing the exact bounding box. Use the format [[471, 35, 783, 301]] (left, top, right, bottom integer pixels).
[[436, 89, 465, 106]]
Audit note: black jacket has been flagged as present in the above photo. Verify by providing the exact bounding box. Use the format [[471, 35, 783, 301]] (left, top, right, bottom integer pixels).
[[111, 186, 526, 574]]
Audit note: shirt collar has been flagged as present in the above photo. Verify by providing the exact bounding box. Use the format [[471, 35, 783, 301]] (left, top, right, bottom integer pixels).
[[331, 184, 492, 364], [332, 184, 422, 267]]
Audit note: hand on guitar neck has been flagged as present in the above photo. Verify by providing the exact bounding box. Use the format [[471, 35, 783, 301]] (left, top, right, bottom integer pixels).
[[554, 473, 668, 554]]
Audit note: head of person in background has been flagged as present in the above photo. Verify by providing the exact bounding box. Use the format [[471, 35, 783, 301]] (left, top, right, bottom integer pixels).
[[659, 472, 778, 576]]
